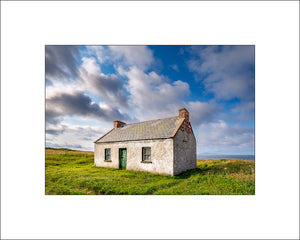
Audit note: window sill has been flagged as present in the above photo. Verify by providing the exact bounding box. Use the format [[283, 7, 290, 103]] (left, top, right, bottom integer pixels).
[[104, 160, 112, 162], [141, 161, 152, 163]]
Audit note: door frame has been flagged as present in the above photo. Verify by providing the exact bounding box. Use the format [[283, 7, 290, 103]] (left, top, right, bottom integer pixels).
[[119, 148, 127, 169]]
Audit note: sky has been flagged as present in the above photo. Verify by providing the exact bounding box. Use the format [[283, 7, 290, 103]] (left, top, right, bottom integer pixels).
[[45, 45, 255, 155]]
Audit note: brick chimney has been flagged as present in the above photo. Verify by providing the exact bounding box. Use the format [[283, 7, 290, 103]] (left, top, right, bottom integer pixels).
[[178, 108, 192, 134], [114, 120, 126, 129], [179, 108, 189, 122]]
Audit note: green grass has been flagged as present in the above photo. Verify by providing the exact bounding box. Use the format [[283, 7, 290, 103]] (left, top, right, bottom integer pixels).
[[45, 148, 255, 195]]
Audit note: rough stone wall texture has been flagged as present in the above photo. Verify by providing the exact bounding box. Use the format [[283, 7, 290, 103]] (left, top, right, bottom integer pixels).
[[173, 127, 197, 175], [94, 138, 174, 175], [179, 118, 193, 134]]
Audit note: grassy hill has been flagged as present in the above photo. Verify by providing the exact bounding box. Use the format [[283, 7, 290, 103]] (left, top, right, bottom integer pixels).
[[45, 148, 255, 195]]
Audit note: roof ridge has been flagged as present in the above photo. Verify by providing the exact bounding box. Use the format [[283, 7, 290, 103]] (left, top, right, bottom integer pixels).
[[124, 115, 178, 126]]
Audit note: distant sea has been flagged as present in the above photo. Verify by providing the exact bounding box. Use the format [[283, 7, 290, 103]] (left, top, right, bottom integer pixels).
[[197, 155, 255, 161]]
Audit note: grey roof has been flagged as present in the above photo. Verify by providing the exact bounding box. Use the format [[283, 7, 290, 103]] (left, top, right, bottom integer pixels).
[[95, 116, 182, 143]]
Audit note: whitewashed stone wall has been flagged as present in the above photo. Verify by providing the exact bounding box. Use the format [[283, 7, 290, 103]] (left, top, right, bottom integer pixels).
[[94, 138, 174, 175], [173, 129, 197, 175]]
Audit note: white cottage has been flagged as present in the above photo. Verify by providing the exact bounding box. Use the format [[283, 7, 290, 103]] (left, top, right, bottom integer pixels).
[[94, 108, 196, 175]]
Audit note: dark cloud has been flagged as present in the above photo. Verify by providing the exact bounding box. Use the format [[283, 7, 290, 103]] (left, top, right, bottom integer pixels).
[[79, 57, 129, 108], [45, 128, 65, 135], [45, 45, 80, 82], [45, 108, 63, 125], [46, 91, 130, 124], [95, 75, 128, 107], [187, 45, 255, 101]]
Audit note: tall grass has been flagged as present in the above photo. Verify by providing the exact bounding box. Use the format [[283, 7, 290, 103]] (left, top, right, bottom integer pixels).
[[45, 148, 255, 195]]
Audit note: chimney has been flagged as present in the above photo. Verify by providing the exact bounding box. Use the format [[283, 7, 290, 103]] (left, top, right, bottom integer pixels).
[[114, 120, 126, 129], [179, 108, 189, 122]]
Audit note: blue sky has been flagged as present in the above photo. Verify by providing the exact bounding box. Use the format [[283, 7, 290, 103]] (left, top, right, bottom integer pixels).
[[45, 45, 255, 154]]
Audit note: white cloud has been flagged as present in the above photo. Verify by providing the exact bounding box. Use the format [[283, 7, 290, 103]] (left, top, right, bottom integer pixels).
[[86, 46, 155, 71], [46, 123, 107, 151], [85, 46, 111, 64], [109, 46, 155, 70], [188, 46, 255, 101], [118, 65, 220, 125], [46, 81, 82, 99], [186, 101, 219, 126], [196, 120, 254, 154], [230, 101, 255, 122], [231, 101, 254, 114], [120, 66, 190, 121]]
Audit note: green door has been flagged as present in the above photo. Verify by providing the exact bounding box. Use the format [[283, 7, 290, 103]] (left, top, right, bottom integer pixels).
[[119, 148, 127, 169]]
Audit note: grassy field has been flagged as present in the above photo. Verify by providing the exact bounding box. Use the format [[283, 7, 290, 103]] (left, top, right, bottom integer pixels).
[[45, 148, 255, 195]]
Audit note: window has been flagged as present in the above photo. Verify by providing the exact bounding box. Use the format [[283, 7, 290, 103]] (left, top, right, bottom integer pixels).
[[104, 148, 111, 161], [142, 147, 151, 162]]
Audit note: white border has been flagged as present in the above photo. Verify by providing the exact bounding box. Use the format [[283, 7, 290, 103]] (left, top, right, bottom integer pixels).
[[1, 1, 299, 239]]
